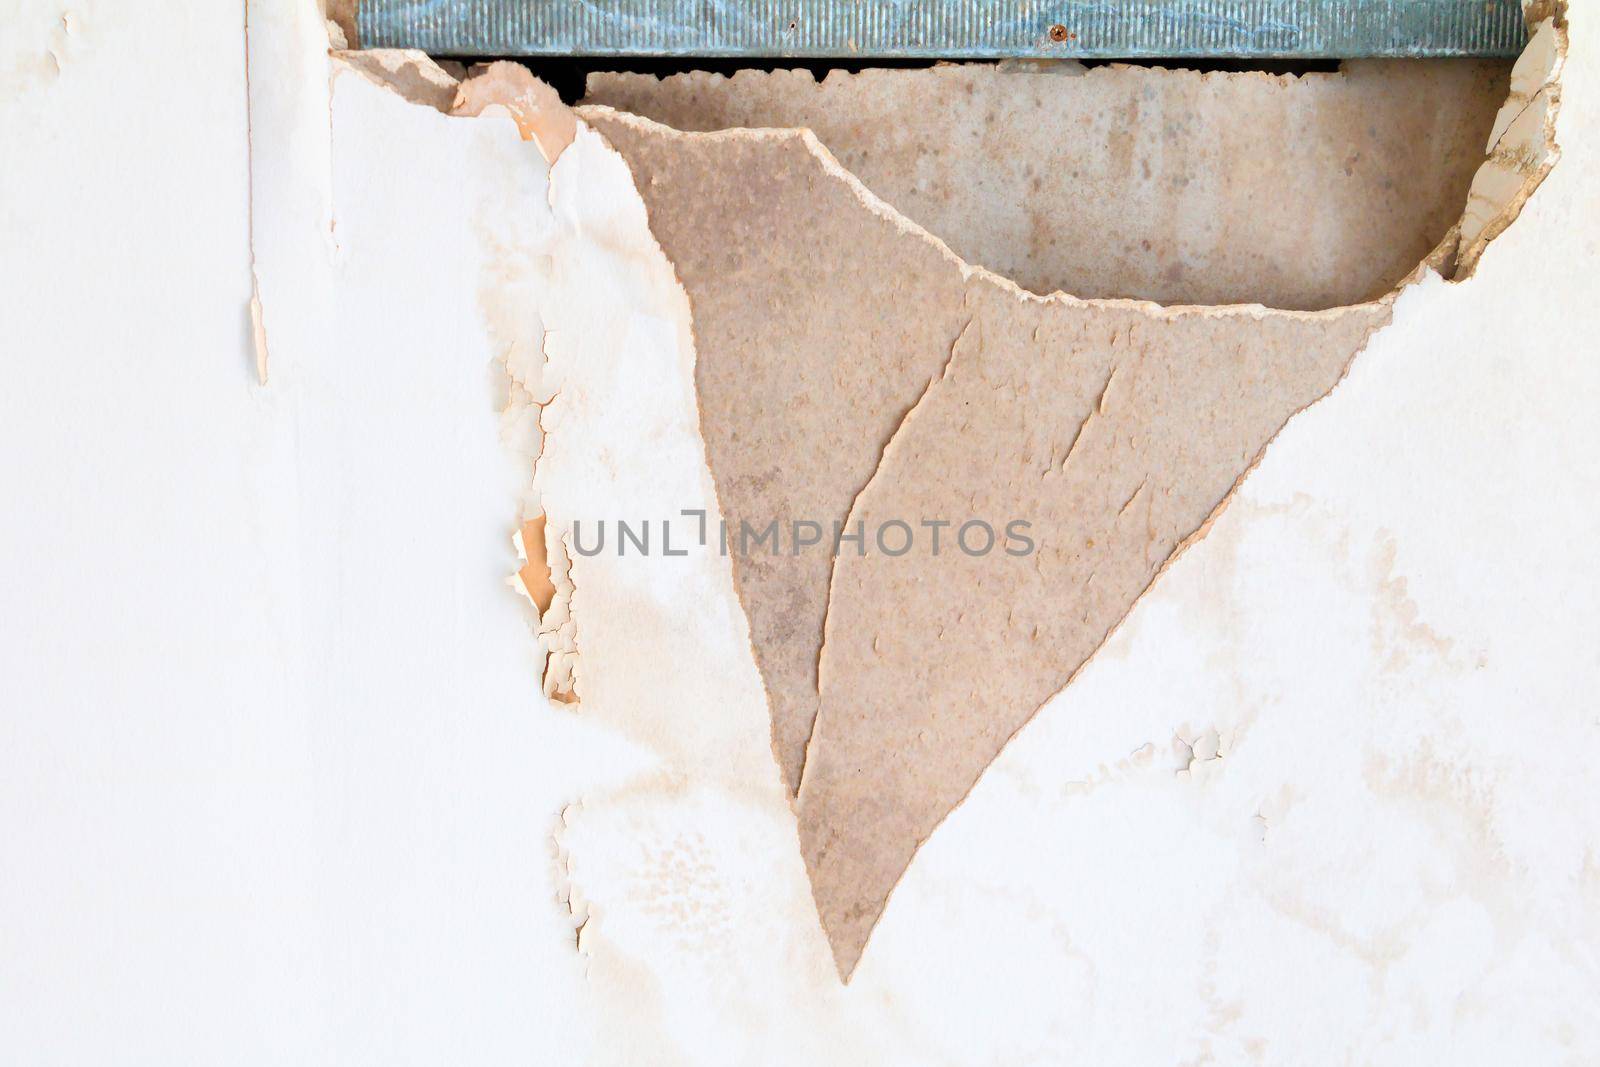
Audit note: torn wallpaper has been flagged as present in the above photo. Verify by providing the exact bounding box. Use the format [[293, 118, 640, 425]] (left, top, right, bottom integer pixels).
[[2, 0, 1597, 1064]]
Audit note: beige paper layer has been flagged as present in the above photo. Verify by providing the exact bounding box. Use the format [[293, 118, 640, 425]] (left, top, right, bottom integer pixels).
[[584, 60, 1507, 309], [583, 108, 1395, 974]]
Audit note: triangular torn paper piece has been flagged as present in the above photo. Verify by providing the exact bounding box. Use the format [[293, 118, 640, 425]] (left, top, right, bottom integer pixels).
[[583, 108, 1394, 976]]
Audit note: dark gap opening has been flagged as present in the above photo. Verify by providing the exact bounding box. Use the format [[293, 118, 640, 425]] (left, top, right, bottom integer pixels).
[[456, 55, 1344, 105]]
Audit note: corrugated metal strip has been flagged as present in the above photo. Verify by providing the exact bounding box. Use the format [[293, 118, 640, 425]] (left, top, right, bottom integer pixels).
[[358, 0, 1527, 57]]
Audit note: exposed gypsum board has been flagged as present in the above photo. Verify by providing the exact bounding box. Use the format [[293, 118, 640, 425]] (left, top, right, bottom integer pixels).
[[356, 0, 1528, 58]]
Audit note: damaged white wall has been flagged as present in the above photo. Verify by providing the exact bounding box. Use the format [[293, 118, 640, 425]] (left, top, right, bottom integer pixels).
[[2, 3, 614, 1062], [2, 1, 1598, 1064]]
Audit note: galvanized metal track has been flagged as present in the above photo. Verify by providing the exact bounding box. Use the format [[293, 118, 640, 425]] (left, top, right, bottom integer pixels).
[[358, 0, 1527, 58]]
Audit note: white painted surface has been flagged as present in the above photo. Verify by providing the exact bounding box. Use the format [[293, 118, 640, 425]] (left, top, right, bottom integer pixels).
[[2, 1, 1597, 1063]]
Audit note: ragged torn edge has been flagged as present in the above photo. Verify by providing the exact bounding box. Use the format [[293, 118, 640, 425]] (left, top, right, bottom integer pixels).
[[449, 65, 582, 705], [467, 76, 580, 708], [552, 801, 596, 961], [333, 46, 461, 111], [327, 48, 583, 702], [1454, 11, 1568, 276], [515, 515, 581, 705]]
